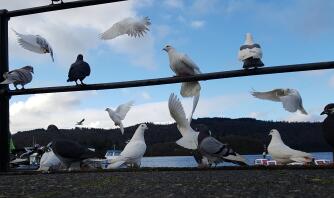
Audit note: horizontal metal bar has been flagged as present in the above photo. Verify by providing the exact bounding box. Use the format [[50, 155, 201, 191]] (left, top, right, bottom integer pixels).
[[6, 61, 334, 96], [7, 0, 127, 17]]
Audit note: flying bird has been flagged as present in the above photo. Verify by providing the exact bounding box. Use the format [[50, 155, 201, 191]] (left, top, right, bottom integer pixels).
[[76, 118, 85, 126], [238, 33, 264, 69], [107, 124, 148, 169], [67, 54, 91, 85], [106, 101, 134, 134], [13, 29, 54, 62], [0, 66, 34, 89], [163, 45, 202, 122], [168, 93, 199, 150], [251, 88, 307, 114], [268, 129, 313, 164], [320, 103, 334, 161], [195, 124, 248, 166], [51, 139, 99, 170], [100, 17, 151, 40]]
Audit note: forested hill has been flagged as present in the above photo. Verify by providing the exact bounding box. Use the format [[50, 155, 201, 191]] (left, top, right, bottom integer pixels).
[[12, 117, 331, 156]]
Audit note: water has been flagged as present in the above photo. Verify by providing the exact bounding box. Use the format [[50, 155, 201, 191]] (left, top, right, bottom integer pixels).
[[141, 152, 333, 168]]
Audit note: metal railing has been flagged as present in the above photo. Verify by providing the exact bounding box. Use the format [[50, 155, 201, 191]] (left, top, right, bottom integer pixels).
[[0, 0, 333, 172]]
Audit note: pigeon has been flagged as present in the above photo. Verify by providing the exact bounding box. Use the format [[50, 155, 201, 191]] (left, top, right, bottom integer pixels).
[[100, 17, 151, 40], [251, 88, 307, 114], [193, 150, 212, 168], [168, 93, 199, 150], [268, 129, 313, 164], [163, 45, 202, 122], [13, 29, 54, 62], [195, 124, 248, 166], [0, 66, 34, 89], [67, 54, 91, 85], [238, 33, 264, 69], [38, 143, 62, 172], [320, 103, 334, 161], [51, 139, 99, 170], [107, 124, 148, 169], [105, 101, 134, 134], [76, 118, 85, 126]]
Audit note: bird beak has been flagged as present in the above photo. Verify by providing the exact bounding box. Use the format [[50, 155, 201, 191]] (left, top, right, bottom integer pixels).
[[320, 110, 326, 115], [162, 47, 167, 52], [145, 126, 149, 130]]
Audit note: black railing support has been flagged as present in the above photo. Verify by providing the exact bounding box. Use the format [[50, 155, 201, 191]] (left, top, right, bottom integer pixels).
[[0, 9, 10, 172], [7, 61, 334, 96], [7, 0, 127, 17]]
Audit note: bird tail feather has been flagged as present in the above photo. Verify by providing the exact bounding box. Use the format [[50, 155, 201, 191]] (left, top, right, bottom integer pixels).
[[120, 123, 124, 135], [223, 153, 248, 166], [181, 81, 201, 97], [299, 107, 308, 115], [0, 78, 13, 84], [107, 160, 126, 169], [188, 94, 200, 124]]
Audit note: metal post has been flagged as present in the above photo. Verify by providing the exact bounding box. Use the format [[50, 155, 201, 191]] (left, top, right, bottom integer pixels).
[[0, 9, 10, 172]]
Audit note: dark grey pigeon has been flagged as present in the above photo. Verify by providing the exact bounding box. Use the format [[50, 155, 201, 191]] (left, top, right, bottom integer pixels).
[[0, 66, 34, 89], [238, 33, 264, 69], [51, 139, 98, 170], [321, 103, 334, 161], [67, 54, 91, 85], [196, 124, 248, 166]]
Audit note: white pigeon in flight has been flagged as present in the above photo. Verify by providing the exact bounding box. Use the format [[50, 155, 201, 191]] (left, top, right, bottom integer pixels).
[[107, 124, 148, 169], [268, 129, 313, 164], [168, 93, 199, 150], [105, 101, 134, 134], [100, 17, 151, 40], [13, 29, 54, 62], [238, 33, 264, 69], [251, 88, 307, 114], [0, 66, 34, 89]]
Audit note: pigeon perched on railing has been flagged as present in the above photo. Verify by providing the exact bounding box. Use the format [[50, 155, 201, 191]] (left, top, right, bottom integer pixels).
[[195, 124, 248, 166], [105, 101, 134, 134], [13, 29, 54, 62], [251, 88, 307, 114], [238, 33, 264, 69], [0, 66, 34, 90], [67, 54, 91, 85], [100, 17, 151, 40], [107, 124, 148, 169], [268, 129, 313, 164], [163, 45, 201, 122]]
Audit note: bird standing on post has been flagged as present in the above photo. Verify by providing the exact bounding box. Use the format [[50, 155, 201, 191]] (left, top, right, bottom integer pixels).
[[67, 54, 91, 86], [321, 104, 334, 161], [238, 33, 264, 69], [0, 66, 34, 90]]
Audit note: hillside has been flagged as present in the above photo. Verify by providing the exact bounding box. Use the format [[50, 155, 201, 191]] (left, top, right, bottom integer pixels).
[[12, 117, 331, 156]]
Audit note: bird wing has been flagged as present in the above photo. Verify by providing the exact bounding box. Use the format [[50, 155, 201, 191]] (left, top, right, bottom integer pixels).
[[115, 101, 134, 120], [168, 93, 190, 135], [199, 136, 224, 154], [13, 30, 45, 54], [251, 89, 284, 102], [279, 90, 301, 113], [180, 54, 201, 74], [100, 17, 150, 40]]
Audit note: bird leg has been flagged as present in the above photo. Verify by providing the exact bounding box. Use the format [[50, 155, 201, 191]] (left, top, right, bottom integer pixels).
[[80, 80, 86, 86], [75, 80, 79, 86], [14, 84, 18, 90]]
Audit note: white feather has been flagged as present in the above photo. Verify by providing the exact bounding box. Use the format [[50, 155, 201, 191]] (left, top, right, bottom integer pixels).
[[106, 101, 134, 134]]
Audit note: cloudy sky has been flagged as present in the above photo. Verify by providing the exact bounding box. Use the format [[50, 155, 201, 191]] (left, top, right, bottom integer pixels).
[[2, 0, 334, 133]]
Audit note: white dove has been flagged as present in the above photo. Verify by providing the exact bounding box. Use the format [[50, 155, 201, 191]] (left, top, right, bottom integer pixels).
[[100, 17, 151, 40], [13, 29, 54, 62], [268, 129, 313, 164], [168, 93, 199, 150], [107, 124, 148, 169], [238, 33, 264, 69], [251, 88, 307, 114], [105, 101, 134, 134], [0, 66, 34, 89]]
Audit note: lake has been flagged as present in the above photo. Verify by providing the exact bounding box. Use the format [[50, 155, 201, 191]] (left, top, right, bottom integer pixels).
[[140, 152, 333, 167]]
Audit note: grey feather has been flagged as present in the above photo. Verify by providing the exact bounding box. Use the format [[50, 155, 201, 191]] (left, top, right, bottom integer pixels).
[[0, 66, 34, 89]]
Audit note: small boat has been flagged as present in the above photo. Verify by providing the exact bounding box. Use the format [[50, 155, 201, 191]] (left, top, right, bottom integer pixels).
[[314, 159, 331, 165], [105, 149, 121, 160]]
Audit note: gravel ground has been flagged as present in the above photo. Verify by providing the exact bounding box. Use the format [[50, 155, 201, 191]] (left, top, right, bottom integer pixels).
[[1, 168, 334, 198]]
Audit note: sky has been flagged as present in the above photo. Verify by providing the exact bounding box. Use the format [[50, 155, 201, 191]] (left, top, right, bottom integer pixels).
[[1, 0, 334, 133]]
